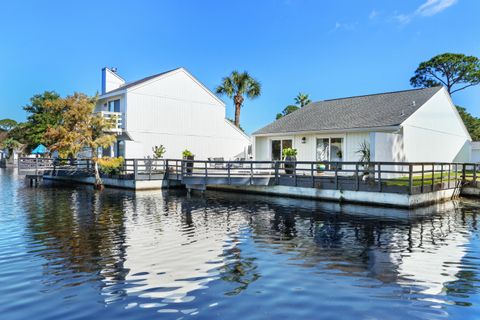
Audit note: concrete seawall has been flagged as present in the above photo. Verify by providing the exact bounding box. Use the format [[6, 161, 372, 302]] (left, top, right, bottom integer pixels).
[[43, 175, 182, 190], [207, 185, 459, 208], [41, 174, 478, 208]]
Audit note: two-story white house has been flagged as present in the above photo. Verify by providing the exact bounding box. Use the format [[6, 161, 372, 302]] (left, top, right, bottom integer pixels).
[[95, 67, 251, 160]]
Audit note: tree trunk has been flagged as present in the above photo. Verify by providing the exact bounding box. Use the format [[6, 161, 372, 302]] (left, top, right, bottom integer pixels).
[[233, 94, 244, 128], [234, 103, 241, 127], [94, 160, 104, 190]]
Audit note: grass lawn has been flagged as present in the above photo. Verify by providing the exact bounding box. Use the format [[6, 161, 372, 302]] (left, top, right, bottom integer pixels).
[[385, 171, 472, 187]]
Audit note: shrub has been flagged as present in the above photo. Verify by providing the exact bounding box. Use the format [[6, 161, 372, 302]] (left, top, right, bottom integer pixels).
[[152, 145, 166, 159], [97, 157, 124, 175], [182, 149, 194, 158], [282, 148, 297, 158]]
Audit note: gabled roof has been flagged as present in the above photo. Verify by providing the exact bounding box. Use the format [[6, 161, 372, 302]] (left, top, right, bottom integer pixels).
[[103, 68, 181, 95], [253, 86, 443, 135]]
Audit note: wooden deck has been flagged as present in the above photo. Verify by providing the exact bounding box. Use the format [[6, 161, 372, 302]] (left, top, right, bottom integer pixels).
[[17, 157, 479, 196]]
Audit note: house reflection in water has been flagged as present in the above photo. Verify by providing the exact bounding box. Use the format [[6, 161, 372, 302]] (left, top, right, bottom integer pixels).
[[23, 186, 477, 311]]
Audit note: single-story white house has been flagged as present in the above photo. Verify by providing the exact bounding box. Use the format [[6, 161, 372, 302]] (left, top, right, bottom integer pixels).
[[252, 86, 471, 163], [472, 142, 480, 163], [95, 67, 251, 160]]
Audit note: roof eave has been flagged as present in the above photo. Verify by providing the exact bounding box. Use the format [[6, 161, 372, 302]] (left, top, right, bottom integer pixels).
[[252, 125, 401, 137]]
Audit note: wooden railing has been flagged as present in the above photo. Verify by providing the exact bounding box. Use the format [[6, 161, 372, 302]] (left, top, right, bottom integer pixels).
[[179, 159, 479, 195], [17, 157, 479, 195]]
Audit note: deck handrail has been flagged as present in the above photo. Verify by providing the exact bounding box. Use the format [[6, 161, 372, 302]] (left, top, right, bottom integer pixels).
[[17, 157, 479, 194]]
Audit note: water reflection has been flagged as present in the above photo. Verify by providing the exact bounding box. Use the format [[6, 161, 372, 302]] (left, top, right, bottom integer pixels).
[[5, 174, 480, 318]]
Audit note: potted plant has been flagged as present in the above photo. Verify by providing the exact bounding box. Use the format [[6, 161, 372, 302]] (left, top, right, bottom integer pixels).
[[182, 149, 195, 175], [282, 148, 297, 174], [356, 141, 373, 182]]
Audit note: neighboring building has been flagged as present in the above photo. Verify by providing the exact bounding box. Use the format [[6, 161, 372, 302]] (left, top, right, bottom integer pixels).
[[472, 142, 480, 163], [252, 86, 471, 163], [95, 67, 251, 159]]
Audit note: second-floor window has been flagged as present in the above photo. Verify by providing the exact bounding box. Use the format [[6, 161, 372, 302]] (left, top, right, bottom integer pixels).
[[108, 99, 120, 112]]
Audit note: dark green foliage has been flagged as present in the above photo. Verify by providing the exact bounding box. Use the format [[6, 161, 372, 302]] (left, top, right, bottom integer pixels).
[[410, 53, 480, 95], [276, 93, 311, 120], [276, 105, 299, 119], [456, 106, 480, 140], [216, 71, 261, 127], [16, 91, 62, 151], [0, 119, 18, 132]]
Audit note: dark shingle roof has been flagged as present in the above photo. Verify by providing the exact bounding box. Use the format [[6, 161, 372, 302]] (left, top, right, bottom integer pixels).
[[104, 68, 181, 95], [253, 86, 443, 135]]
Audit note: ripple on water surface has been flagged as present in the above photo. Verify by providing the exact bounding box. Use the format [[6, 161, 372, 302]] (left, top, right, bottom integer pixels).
[[0, 168, 480, 319]]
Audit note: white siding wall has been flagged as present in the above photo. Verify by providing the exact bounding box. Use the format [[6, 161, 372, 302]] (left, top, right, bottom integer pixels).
[[254, 131, 372, 162], [102, 68, 125, 94], [373, 131, 405, 162], [472, 142, 480, 163], [123, 69, 250, 159], [401, 88, 471, 162]]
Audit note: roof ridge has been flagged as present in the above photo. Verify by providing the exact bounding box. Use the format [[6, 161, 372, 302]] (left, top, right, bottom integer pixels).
[[119, 67, 182, 87], [321, 86, 442, 103], [103, 67, 182, 94]]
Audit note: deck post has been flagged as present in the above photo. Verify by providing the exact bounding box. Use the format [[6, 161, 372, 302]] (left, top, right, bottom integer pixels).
[[250, 162, 253, 185], [440, 164, 443, 186], [431, 163, 435, 192], [205, 161, 208, 186], [227, 162, 231, 185], [134, 159, 138, 180], [355, 163, 359, 191], [274, 161, 279, 185], [448, 163, 451, 189], [455, 164, 458, 188], [311, 162, 315, 188], [462, 164, 466, 185], [377, 163, 382, 192], [294, 161, 298, 187], [408, 164, 413, 195], [148, 160, 152, 180], [165, 159, 169, 179], [421, 164, 425, 193], [334, 162, 339, 190], [35, 158, 38, 177], [474, 163, 477, 184]]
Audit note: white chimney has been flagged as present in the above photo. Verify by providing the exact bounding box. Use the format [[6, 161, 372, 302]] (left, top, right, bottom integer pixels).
[[101, 67, 125, 94]]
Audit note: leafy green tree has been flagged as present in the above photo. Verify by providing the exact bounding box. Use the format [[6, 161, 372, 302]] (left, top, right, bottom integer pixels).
[[456, 106, 480, 140], [410, 53, 480, 95], [19, 91, 62, 150], [0, 137, 22, 159], [276, 105, 299, 119], [45, 93, 117, 187], [216, 71, 261, 127], [276, 93, 311, 119], [0, 119, 18, 132], [294, 92, 311, 107]]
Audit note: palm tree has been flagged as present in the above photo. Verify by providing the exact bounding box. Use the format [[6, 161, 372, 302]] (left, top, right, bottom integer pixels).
[[215, 71, 261, 127], [294, 93, 311, 107]]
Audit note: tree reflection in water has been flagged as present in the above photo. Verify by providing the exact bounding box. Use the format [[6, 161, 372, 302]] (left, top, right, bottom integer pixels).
[[21, 184, 480, 311]]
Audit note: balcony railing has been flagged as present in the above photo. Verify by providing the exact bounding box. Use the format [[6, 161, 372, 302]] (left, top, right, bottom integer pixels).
[[98, 111, 123, 133]]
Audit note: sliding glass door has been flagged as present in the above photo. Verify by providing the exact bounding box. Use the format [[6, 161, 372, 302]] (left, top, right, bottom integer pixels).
[[271, 139, 292, 160], [316, 137, 344, 162]]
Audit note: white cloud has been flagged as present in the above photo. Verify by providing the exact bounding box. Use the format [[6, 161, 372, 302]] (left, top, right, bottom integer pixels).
[[393, 0, 458, 25], [369, 9, 380, 20], [394, 13, 412, 24], [416, 0, 458, 16], [332, 22, 356, 32]]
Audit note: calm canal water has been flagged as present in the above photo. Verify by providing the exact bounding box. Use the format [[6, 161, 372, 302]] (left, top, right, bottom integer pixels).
[[1, 169, 480, 319]]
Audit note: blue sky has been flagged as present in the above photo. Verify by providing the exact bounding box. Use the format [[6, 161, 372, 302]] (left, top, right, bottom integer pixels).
[[0, 0, 479, 133]]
